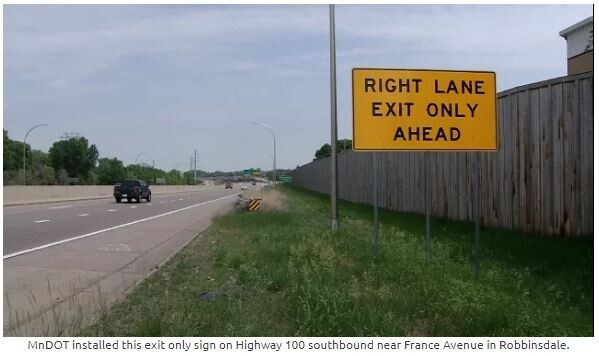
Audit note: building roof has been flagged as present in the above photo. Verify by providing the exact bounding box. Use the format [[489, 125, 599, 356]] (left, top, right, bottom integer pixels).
[[559, 16, 593, 38]]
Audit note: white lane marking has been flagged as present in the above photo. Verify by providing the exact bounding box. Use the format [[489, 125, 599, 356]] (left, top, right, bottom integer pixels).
[[171, 200, 176, 202], [130, 206, 137, 209], [48, 205, 74, 210], [78, 213, 90, 217], [107, 209, 117, 212], [179, 198, 183, 201], [4, 193, 239, 260], [34, 220, 51, 223], [99, 243, 131, 252]]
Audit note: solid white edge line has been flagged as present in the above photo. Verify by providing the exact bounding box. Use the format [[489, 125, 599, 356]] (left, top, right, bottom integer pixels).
[[34, 220, 51, 223], [3, 193, 239, 260]]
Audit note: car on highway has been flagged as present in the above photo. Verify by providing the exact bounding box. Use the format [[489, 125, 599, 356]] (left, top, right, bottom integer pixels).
[[225, 181, 233, 189], [114, 180, 152, 203]]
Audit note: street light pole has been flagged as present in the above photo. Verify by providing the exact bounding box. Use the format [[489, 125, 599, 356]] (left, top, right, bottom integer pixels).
[[251, 122, 276, 185], [23, 124, 49, 185], [135, 152, 147, 165], [135, 152, 147, 180]]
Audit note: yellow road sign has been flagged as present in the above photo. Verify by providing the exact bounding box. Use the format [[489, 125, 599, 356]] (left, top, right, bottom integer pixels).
[[352, 68, 497, 151]]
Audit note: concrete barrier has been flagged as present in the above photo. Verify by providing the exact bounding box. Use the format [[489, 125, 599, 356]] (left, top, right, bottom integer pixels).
[[3, 185, 218, 206]]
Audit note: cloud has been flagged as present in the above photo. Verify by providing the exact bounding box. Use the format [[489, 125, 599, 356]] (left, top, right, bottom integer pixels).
[[3, 4, 593, 171], [4, 5, 331, 87], [5, 4, 590, 90]]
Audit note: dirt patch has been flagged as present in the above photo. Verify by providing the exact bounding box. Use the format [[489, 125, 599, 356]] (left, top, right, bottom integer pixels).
[[241, 188, 286, 212]]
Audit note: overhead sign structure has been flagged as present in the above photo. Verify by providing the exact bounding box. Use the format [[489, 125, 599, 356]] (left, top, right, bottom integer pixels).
[[244, 169, 253, 177], [352, 68, 497, 151]]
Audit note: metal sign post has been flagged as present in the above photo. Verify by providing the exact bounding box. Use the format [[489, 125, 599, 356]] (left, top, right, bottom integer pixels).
[[373, 153, 380, 256], [351, 67, 497, 269], [474, 152, 481, 280], [424, 152, 431, 265], [329, 4, 339, 232]]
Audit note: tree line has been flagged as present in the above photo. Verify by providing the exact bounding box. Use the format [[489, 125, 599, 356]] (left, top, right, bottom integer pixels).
[[313, 139, 352, 160], [3, 130, 288, 186]]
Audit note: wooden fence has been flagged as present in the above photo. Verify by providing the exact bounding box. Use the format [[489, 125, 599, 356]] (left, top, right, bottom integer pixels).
[[291, 72, 593, 236]]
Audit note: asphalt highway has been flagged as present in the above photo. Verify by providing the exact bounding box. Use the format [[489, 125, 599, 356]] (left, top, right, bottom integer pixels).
[[3, 186, 242, 257]]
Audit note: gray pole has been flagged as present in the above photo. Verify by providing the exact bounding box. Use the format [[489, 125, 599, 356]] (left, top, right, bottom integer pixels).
[[194, 149, 197, 184], [329, 4, 339, 232], [135, 152, 147, 180], [251, 122, 276, 186], [271, 133, 276, 185], [474, 152, 481, 280], [425, 152, 431, 265], [373, 153, 379, 256], [23, 124, 49, 186]]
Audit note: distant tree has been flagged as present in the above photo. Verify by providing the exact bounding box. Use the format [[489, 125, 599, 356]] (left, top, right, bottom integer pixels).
[[313, 139, 353, 160], [33, 166, 57, 185], [166, 169, 185, 185], [48, 136, 99, 179], [338, 139, 352, 152], [31, 149, 49, 168], [96, 157, 127, 185], [3, 130, 55, 184], [3, 129, 30, 171], [314, 143, 331, 160]]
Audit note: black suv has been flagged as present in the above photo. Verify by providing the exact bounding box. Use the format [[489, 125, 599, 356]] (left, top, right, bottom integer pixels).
[[114, 180, 152, 203]]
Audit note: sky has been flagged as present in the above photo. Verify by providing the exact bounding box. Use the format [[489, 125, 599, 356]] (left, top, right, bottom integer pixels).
[[2, 4, 593, 172]]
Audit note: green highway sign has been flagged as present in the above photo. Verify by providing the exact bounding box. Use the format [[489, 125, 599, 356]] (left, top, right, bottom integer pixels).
[[244, 168, 253, 177], [280, 176, 292, 183]]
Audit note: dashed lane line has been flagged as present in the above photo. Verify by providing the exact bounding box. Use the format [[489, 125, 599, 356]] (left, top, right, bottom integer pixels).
[[4, 193, 239, 260], [48, 205, 74, 210], [34, 220, 51, 223]]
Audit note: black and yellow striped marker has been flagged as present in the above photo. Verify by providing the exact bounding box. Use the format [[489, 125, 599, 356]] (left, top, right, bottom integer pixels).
[[248, 199, 262, 211]]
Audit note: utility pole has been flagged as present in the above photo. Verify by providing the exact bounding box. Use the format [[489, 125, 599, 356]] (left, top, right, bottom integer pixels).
[[194, 149, 197, 184]]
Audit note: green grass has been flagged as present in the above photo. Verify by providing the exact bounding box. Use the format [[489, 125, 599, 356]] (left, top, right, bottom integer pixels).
[[78, 187, 593, 336]]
